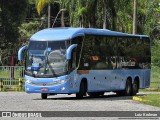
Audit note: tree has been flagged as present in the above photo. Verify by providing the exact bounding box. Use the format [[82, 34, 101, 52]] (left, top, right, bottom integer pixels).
[[103, 0, 116, 30], [37, 0, 64, 27], [115, 0, 133, 33], [37, 0, 51, 27], [0, 0, 28, 65]]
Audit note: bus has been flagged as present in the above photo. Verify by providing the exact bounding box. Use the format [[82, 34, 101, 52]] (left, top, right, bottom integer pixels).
[[18, 28, 151, 99]]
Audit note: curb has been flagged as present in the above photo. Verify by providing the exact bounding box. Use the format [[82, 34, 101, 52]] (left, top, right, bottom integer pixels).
[[132, 96, 149, 102]]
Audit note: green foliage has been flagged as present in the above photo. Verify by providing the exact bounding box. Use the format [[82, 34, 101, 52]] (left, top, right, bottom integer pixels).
[[151, 65, 160, 89], [152, 41, 160, 67], [137, 94, 160, 107], [137, 0, 159, 38], [0, 0, 28, 44], [18, 21, 41, 45], [0, 0, 28, 65]]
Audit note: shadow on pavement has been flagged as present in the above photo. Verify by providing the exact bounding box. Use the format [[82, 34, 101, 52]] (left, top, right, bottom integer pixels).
[[33, 92, 146, 101]]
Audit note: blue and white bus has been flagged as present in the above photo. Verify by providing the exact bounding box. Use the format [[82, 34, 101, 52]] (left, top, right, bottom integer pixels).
[[18, 28, 151, 99]]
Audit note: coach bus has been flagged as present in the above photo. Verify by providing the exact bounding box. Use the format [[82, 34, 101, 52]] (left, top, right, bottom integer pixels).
[[18, 28, 151, 99]]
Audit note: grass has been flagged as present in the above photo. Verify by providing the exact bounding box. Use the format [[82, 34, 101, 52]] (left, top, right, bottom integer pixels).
[[150, 66, 160, 89], [134, 94, 160, 107], [140, 88, 160, 92]]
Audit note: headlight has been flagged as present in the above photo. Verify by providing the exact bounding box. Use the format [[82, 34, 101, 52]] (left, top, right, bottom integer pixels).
[[59, 78, 71, 84]]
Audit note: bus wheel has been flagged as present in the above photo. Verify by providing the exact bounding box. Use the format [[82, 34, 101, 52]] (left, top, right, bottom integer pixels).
[[41, 93, 47, 99], [132, 81, 139, 96], [124, 80, 132, 96], [76, 81, 86, 99]]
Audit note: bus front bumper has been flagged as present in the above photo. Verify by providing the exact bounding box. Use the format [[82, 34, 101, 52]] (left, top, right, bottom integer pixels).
[[25, 82, 70, 94]]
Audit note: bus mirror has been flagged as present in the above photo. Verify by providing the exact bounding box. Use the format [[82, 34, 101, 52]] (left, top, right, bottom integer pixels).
[[66, 44, 78, 60], [18, 45, 28, 61]]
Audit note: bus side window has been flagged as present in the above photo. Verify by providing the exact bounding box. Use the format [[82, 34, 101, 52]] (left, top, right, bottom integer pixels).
[[71, 37, 83, 68]]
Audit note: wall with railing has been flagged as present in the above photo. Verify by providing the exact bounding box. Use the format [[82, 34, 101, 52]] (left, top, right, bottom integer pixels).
[[0, 66, 24, 91]]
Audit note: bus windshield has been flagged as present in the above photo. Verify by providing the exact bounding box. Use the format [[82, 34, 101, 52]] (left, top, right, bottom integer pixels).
[[25, 40, 70, 77]]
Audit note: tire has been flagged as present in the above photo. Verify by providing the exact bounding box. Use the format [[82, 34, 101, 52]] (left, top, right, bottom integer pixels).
[[116, 80, 132, 96], [124, 80, 132, 96], [41, 93, 47, 99], [76, 82, 86, 99], [131, 81, 139, 96]]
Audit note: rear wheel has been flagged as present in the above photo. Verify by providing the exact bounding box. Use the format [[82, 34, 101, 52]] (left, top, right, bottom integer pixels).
[[76, 81, 87, 99], [41, 93, 47, 99], [132, 81, 139, 95], [116, 80, 132, 96]]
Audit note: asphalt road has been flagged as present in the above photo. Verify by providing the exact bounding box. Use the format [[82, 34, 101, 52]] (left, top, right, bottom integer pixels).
[[0, 92, 159, 120]]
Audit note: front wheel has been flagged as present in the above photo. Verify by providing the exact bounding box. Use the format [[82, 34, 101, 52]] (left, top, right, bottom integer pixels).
[[41, 93, 47, 99], [76, 82, 87, 99]]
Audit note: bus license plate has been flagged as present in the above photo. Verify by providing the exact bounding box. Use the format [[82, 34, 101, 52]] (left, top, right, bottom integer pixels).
[[41, 88, 48, 91]]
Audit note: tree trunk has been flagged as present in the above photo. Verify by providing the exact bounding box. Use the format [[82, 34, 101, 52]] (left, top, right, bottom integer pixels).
[[48, 4, 51, 28], [110, 0, 116, 31], [0, 49, 3, 66], [103, 0, 107, 29], [61, 10, 65, 27], [133, 0, 137, 34]]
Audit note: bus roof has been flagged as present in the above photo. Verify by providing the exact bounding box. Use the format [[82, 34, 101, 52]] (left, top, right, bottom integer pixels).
[[30, 27, 148, 41]]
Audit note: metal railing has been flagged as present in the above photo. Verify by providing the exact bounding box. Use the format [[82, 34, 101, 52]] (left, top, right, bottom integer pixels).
[[0, 66, 24, 91]]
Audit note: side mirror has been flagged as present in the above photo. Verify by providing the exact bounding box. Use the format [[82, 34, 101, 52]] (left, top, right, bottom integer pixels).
[[18, 45, 28, 61], [66, 44, 78, 60]]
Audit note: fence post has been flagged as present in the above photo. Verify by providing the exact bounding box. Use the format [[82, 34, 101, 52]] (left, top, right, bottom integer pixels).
[[0, 78, 3, 91], [19, 78, 23, 91]]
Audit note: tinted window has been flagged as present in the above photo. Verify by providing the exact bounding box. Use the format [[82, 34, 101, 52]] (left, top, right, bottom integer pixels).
[[79, 35, 117, 70], [79, 35, 151, 70], [117, 37, 151, 69], [28, 41, 47, 50]]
